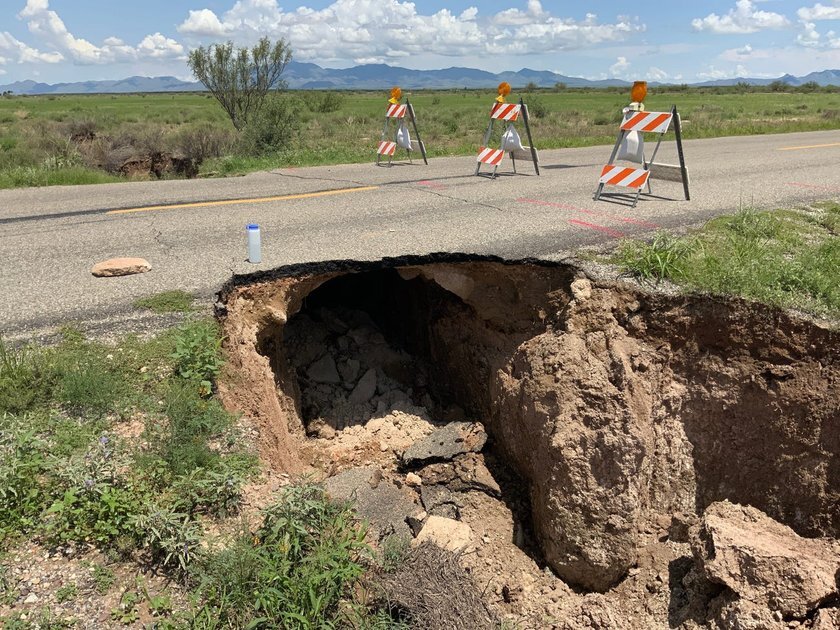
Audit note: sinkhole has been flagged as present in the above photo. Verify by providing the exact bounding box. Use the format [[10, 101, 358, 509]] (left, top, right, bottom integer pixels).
[[218, 254, 840, 593]]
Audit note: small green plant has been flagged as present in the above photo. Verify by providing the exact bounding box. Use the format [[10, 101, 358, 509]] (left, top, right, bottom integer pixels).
[[0, 339, 49, 414], [135, 290, 195, 314], [147, 592, 173, 617], [379, 534, 411, 573], [614, 232, 697, 282], [171, 319, 225, 395], [55, 583, 78, 603], [131, 505, 202, 572], [92, 564, 116, 594], [110, 590, 140, 625], [309, 91, 344, 114]]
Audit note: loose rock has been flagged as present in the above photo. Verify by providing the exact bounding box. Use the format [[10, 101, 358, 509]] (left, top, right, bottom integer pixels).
[[348, 368, 377, 404], [413, 515, 473, 553], [691, 501, 840, 618], [90, 257, 151, 277]]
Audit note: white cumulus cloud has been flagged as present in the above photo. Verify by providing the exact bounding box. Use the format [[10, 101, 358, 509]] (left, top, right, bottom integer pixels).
[[609, 56, 630, 77], [0, 29, 63, 64], [17, 0, 185, 65], [177, 0, 644, 62], [797, 2, 840, 21], [692, 0, 789, 34]]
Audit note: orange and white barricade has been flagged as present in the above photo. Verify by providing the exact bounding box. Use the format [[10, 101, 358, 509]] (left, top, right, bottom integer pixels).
[[376, 87, 427, 167], [594, 82, 689, 207], [475, 82, 540, 178]]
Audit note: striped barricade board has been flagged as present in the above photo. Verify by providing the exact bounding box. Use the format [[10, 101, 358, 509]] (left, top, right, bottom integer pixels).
[[599, 165, 650, 189], [620, 111, 673, 134], [386, 103, 407, 119], [491, 103, 521, 121], [477, 147, 505, 166], [378, 141, 397, 156]]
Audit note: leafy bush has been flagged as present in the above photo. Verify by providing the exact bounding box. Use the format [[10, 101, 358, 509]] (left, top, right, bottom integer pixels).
[[241, 95, 301, 156], [131, 505, 202, 573], [170, 467, 244, 518], [308, 91, 344, 114], [172, 319, 224, 393], [173, 124, 235, 166], [192, 484, 368, 628], [526, 96, 548, 119]]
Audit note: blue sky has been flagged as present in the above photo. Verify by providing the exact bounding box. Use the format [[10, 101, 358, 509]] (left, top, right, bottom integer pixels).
[[2, 0, 840, 84]]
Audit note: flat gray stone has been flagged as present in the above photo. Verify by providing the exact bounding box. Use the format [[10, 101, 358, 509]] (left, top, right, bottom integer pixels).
[[348, 368, 377, 404], [338, 358, 361, 386], [307, 354, 340, 384], [403, 422, 487, 466], [325, 467, 419, 540]]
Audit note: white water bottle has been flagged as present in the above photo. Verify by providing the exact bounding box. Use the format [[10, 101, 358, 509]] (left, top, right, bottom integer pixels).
[[247, 224, 261, 264]]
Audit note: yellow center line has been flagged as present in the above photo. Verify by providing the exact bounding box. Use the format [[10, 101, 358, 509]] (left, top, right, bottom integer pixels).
[[106, 186, 380, 215], [778, 142, 840, 151]]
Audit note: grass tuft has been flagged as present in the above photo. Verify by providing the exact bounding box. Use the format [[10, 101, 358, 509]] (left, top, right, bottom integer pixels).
[[134, 290, 195, 314]]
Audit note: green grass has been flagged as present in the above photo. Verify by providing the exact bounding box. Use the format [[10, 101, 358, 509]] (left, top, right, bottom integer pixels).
[[2, 86, 840, 188], [0, 319, 398, 628], [134, 290, 195, 314], [613, 203, 840, 318]]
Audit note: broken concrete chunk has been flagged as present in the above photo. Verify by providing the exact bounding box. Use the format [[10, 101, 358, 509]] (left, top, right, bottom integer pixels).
[[402, 422, 487, 466], [412, 515, 473, 553], [325, 467, 417, 541], [91, 257, 151, 277], [348, 368, 377, 404], [420, 484, 463, 520], [419, 453, 502, 497], [338, 358, 361, 386], [307, 354, 340, 384], [318, 307, 349, 334], [690, 501, 840, 619]]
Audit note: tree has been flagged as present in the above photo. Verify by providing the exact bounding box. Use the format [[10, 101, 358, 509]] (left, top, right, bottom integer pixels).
[[188, 37, 292, 131]]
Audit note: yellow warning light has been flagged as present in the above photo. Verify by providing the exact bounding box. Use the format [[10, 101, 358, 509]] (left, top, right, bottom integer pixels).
[[630, 81, 648, 111], [496, 81, 512, 103], [388, 87, 402, 104]]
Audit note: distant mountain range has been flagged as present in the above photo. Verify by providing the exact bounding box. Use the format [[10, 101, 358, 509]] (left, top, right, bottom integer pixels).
[[2, 62, 840, 95]]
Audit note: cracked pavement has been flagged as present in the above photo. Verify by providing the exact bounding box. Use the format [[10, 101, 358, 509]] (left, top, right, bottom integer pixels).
[[1, 129, 839, 336]]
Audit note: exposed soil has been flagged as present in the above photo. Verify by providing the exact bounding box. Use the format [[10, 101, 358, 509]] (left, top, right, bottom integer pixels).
[[217, 254, 840, 629]]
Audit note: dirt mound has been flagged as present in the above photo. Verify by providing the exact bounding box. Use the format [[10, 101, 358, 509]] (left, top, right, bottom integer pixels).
[[217, 255, 840, 628]]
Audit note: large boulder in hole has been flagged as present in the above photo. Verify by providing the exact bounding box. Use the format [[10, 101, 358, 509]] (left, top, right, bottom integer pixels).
[[691, 501, 840, 619]]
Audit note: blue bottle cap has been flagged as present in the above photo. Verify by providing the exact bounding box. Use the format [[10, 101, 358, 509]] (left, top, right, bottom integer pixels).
[[247, 224, 259, 230]]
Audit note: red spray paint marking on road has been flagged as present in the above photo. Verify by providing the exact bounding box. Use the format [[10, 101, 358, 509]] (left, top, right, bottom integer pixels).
[[787, 182, 840, 193], [567, 219, 626, 238], [517, 198, 659, 228], [417, 180, 447, 190]]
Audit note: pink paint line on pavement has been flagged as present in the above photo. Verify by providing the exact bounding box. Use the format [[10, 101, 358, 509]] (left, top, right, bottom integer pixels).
[[417, 180, 447, 190], [517, 198, 659, 228], [568, 219, 626, 238]]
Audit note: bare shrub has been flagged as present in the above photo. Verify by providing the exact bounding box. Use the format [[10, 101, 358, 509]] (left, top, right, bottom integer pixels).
[[376, 542, 498, 630], [173, 124, 236, 164]]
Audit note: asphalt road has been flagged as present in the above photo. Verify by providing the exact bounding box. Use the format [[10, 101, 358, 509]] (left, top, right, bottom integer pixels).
[[1, 129, 839, 335]]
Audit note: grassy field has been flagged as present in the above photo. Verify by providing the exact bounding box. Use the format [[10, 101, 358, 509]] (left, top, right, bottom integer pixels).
[[611, 202, 840, 320], [1, 85, 839, 188]]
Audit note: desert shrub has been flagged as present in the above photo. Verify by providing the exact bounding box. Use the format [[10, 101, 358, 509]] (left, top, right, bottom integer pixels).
[[526, 95, 549, 119], [192, 483, 368, 627], [241, 95, 301, 155], [172, 124, 235, 165], [309, 91, 344, 114]]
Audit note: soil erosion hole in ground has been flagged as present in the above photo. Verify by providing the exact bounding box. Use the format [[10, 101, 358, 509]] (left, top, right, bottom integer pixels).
[[219, 255, 840, 594]]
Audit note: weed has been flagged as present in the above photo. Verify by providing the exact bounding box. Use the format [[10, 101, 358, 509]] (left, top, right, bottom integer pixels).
[[135, 290, 195, 314], [170, 467, 244, 518], [171, 319, 224, 395], [110, 590, 140, 625], [379, 534, 411, 573], [131, 505, 202, 573], [614, 232, 696, 282], [92, 564, 116, 594], [0, 339, 49, 414], [192, 483, 368, 628], [55, 583, 78, 603]]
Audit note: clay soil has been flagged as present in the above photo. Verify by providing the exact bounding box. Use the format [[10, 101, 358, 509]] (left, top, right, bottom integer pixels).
[[217, 254, 840, 630]]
